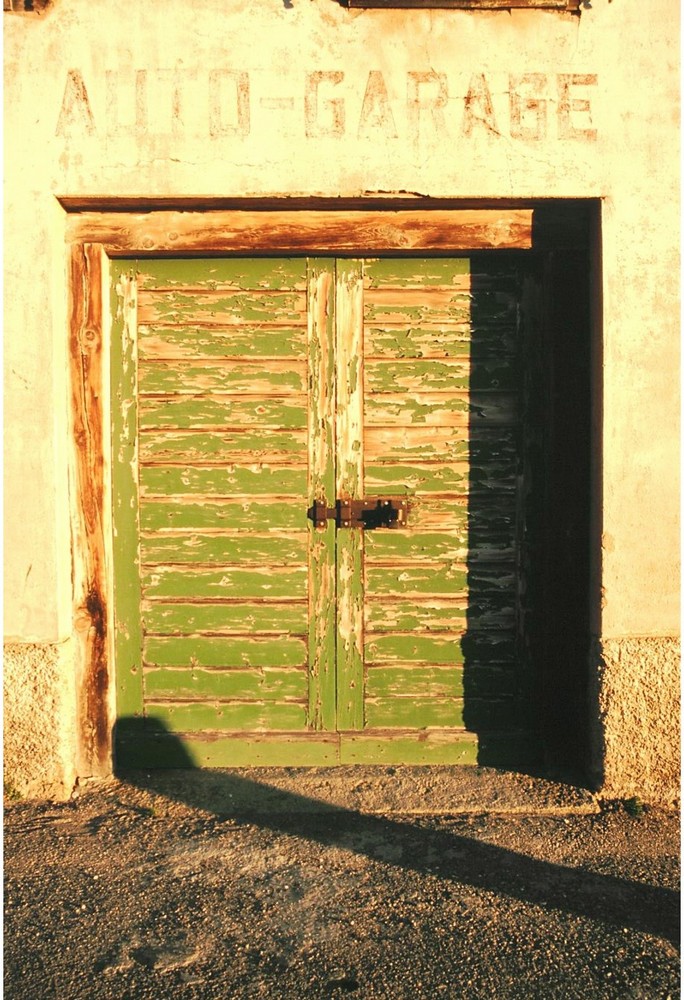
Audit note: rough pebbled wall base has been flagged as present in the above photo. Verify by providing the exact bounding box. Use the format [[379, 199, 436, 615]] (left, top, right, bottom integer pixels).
[[589, 636, 680, 807], [3, 641, 77, 801]]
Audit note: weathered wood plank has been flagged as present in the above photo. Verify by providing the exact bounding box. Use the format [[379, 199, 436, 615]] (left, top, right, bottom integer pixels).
[[140, 429, 307, 464], [364, 392, 518, 426], [140, 396, 308, 430], [135, 258, 308, 291], [363, 529, 510, 563], [139, 465, 307, 497], [403, 496, 516, 536], [366, 665, 464, 699], [366, 563, 516, 597], [66, 209, 536, 254], [143, 635, 307, 668], [364, 632, 516, 664], [115, 731, 339, 768], [144, 702, 308, 732], [364, 462, 517, 495], [144, 667, 308, 701], [70, 243, 112, 774], [365, 323, 517, 359], [139, 324, 307, 361], [140, 532, 308, 566], [137, 289, 306, 325], [142, 565, 308, 600], [139, 360, 307, 395], [365, 426, 517, 464], [339, 732, 478, 765], [139, 499, 304, 532], [307, 259, 337, 731], [143, 601, 308, 635], [365, 358, 518, 393], [365, 697, 465, 729], [336, 259, 365, 731], [349, 0, 579, 10], [364, 599, 516, 632], [366, 664, 514, 698], [364, 257, 471, 287]]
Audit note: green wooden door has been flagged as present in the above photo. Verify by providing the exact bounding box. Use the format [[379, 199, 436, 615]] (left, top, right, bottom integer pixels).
[[112, 256, 533, 767]]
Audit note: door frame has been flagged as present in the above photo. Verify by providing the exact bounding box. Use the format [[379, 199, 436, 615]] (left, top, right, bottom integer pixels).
[[65, 202, 592, 776]]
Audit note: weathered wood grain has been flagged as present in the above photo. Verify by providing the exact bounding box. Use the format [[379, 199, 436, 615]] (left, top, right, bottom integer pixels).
[[140, 396, 308, 430], [364, 599, 516, 632], [365, 697, 465, 729], [336, 259, 365, 731], [139, 465, 307, 498], [139, 498, 304, 532], [307, 259, 337, 731], [136, 258, 308, 291], [143, 666, 308, 701], [365, 358, 518, 392], [140, 532, 308, 565], [139, 360, 307, 395], [143, 635, 307, 668], [366, 562, 516, 597], [139, 324, 307, 360], [66, 209, 536, 254], [141, 565, 308, 600], [144, 702, 308, 732], [137, 289, 306, 325], [143, 601, 308, 635], [364, 392, 518, 426], [140, 429, 307, 464], [69, 243, 112, 774], [365, 323, 517, 359], [365, 426, 517, 464]]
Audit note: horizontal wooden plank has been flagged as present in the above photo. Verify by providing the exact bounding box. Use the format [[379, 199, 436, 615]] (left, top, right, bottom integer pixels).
[[364, 632, 516, 664], [135, 258, 307, 291], [366, 664, 515, 699], [140, 396, 308, 430], [364, 599, 515, 632], [365, 426, 517, 464], [364, 258, 470, 286], [140, 499, 305, 532], [143, 601, 308, 635], [137, 289, 306, 325], [366, 562, 516, 597], [115, 731, 339, 768], [366, 665, 463, 699], [141, 532, 308, 566], [364, 462, 516, 494], [138, 324, 307, 361], [366, 634, 466, 665], [365, 323, 517, 359], [365, 697, 465, 729], [140, 465, 307, 497], [364, 287, 519, 326], [140, 429, 307, 464], [144, 635, 307, 668], [364, 530, 469, 563], [142, 565, 308, 600], [365, 358, 518, 393], [139, 360, 307, 395], [365, 392, 518, 426], [405, 497, 516, 539], [66, 209, 536, 253], [143, 666, 307, 701], [349, 0, 579, 10], [338, 732, 478, 765], [144, 702, 308, 732]]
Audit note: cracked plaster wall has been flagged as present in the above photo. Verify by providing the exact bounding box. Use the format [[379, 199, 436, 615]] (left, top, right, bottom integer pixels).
[[3, 0, 680, 801]]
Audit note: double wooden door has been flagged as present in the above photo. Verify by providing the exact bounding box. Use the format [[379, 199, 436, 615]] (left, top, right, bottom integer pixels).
[[112, 256, 532, 766]]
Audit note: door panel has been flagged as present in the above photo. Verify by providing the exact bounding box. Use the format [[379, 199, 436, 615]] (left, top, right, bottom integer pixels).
[[113, 254, 533, 765]]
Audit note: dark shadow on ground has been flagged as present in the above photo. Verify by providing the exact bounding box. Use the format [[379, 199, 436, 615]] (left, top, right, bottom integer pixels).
[[115, 717, 679, 948]]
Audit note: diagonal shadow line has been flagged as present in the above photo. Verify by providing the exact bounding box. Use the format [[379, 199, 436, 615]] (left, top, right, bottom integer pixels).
[[115, 722, 679, 949]]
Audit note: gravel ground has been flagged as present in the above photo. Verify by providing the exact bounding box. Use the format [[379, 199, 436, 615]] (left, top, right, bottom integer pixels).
[[3, 769, 680, 1000]]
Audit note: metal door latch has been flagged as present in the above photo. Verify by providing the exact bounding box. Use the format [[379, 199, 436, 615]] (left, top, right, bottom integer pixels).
[[308, 497, 409, 530]]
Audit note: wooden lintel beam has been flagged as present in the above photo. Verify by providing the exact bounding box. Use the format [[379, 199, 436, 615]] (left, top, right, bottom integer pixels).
[[66, 209, 536, 254]]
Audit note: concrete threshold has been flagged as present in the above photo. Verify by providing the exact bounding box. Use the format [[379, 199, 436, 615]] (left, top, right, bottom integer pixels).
[[103, 765, 601, 818]]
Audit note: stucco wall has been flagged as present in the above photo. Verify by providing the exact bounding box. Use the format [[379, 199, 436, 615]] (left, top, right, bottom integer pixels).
[[4, 0, 679, 801]]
